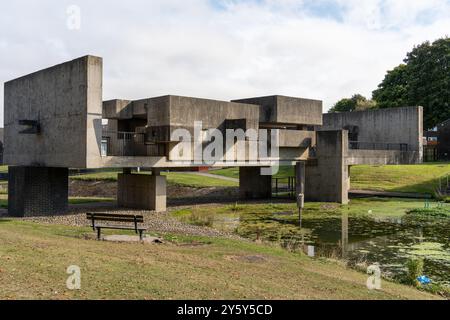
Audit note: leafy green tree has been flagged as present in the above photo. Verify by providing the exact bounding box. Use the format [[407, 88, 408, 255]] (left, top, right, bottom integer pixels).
[[373, 37, 450, 129], [372, 64, 409, 109], [329, 94, 377, 113]]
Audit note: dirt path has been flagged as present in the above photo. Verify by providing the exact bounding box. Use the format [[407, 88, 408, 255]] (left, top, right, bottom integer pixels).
[[184, 171, 239, 183]]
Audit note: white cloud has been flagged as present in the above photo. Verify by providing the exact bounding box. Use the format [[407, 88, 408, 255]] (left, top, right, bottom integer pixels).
[[0, 0, 449, 126]]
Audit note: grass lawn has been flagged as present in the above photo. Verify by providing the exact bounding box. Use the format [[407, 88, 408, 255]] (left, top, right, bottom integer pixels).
[[0, 220, 439, 300], [211, 166, 294, 180], [0, 195, 114, 208], [72, 171, 238, 188], [350, 163, 450, 195], [212, 163, 450, 195]]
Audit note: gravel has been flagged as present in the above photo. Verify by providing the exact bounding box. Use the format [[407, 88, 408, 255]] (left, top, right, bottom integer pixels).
[[10, 204, 245, 240]]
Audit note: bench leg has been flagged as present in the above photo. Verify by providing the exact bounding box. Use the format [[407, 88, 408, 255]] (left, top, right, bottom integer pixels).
[[139, 230, 144, 241], [97, 228, 101, 240]]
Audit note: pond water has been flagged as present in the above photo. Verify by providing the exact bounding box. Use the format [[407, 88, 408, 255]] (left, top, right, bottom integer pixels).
[[212, 208, 450, 287]]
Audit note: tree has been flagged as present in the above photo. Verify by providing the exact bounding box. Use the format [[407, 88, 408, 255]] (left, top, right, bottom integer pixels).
[[373, 37, 450, 129], [329, 94, 377, 113], [372, 64, 409, 109]]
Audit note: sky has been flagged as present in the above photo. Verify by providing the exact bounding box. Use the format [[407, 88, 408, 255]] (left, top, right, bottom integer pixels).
[[0, 0, 449, 126]]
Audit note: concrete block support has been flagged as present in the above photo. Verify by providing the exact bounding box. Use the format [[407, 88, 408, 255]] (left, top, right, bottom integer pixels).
[[305, 131, 349, 204], [117, 173, 167, 211], [239, 167, 272, 199], [8, 166, 68, 217]]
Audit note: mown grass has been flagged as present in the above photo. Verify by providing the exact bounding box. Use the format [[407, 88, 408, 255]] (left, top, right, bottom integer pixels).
[[212, 166, 294, 180], [350, 163, 450, 195], [212, 163, 450, 195], [71, 171, 238, 188], [0, 219, 439, 300], [0, 195, 114, 208]]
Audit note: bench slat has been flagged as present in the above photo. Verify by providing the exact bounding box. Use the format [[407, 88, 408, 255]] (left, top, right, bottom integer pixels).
[[88, 217, 144, 223], [95, 225, 148, 231], [87, 213, 141, 218], [87, 213, 144, 223], [87, 213, 144, 218]]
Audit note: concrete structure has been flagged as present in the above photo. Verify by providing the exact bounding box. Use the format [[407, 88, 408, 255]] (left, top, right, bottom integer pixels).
[[4, 56, 103, 168], [8, 167, 68, 217], [118, 171, 166, 211], [239, 167, 272, 199], [306, 131, 350, 204], [3, 55, 424, 216], [322, 107, 423, 164], [0, 128, 4, 164]]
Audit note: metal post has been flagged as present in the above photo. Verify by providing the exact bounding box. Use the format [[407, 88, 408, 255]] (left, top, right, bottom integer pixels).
[[297, 193, 304, 228], [295, 162, 306, 228]]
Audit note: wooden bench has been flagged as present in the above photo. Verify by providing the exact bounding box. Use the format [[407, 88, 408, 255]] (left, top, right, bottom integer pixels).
[[86, 213, 148, 241]]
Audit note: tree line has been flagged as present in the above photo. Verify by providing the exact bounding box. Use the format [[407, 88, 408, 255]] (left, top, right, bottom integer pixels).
[[329, 37, 449, 130]]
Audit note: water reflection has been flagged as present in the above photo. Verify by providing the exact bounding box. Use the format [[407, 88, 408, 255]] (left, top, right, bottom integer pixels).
[[224, 209, 450, 287]]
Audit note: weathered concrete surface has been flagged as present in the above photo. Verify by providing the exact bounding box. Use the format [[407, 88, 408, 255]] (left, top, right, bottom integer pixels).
[[232, 95, 323, 125], [347, 150, 422, 165], [322, 107, 423, 163], [169, 95, 260, 137], [279, 130, 315, 148], [4, 56, 103, 168], [102, 100, 132, 120], [117, 173, 167, 211], [239, 167, 272, 199], [305, 131, 349, 204], [8, 166, 68, 217]]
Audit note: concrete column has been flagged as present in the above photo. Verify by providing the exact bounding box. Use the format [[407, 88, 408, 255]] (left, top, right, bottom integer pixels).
[[8, 166, 68, 217], [239, 167, 272, 199], [305, 130, 349, 204], [117, 173, 167, 211]]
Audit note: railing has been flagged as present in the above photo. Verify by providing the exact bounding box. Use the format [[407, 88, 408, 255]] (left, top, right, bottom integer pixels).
[[272, 177, 296, 199], [349, 141, 409, 151], [102, 131, 146, 157]]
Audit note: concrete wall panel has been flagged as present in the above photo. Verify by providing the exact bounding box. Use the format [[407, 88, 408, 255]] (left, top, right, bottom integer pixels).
[[4, 56, 103, 168], [323, 107, 423, 160], [233, 95, 323, 125]]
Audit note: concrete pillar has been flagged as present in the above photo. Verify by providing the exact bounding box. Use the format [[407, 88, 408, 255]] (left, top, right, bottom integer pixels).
[[117, 173, 167, 211], [8, 166, 68, 217], [239, 167, 272, 199], [305, 130, 349, 204]]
